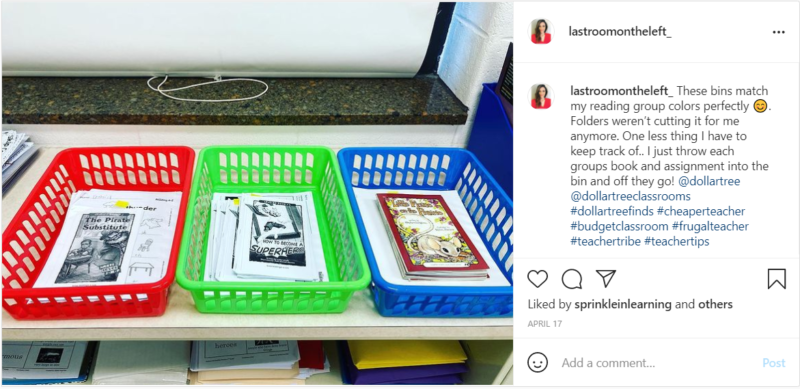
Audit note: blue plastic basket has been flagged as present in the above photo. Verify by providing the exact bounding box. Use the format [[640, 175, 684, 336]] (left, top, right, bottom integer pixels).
[[338, 147, 513, 317]]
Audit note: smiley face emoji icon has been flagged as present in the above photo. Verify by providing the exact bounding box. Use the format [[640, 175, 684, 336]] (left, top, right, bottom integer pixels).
[[528, 352, 548, 373], [754, 99, 767, 113]]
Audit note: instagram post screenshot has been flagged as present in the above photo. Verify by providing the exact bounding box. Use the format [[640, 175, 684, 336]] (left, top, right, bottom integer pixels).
[[0, 0, 798, 388]]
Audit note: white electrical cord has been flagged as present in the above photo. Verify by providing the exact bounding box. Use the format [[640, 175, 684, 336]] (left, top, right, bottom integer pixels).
[[146, 75, 268, 102]]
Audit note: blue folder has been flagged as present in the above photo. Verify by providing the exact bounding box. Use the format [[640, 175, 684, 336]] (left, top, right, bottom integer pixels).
[[3, 342, 95, 386]]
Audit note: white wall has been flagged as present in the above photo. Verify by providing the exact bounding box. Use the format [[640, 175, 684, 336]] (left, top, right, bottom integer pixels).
[[438, 2, 513, 146], [2, 2, 437, 78]]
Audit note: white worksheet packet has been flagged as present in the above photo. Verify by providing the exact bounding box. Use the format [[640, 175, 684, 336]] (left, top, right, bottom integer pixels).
[[203, 192, 327, 283], [33, 190, 182, 289]]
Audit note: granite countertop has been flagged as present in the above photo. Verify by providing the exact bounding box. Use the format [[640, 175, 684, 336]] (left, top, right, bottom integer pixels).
[[2, 76, 468, 126]]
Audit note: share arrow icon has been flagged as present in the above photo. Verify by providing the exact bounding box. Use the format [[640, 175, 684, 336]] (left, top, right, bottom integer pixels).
[[596, 270, 616, 288]]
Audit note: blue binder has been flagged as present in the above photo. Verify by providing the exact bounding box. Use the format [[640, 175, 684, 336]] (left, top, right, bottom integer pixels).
[[466, 83, 513, 199]]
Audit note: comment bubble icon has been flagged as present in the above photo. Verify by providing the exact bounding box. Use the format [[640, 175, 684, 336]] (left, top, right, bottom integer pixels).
[[562, 269, 583, 289]]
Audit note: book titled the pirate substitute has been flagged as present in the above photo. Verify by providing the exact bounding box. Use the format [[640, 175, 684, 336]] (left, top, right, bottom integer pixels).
[[68, 190, 183, 285], [35, 206, 143, 287], [377, 193, 489, 281]]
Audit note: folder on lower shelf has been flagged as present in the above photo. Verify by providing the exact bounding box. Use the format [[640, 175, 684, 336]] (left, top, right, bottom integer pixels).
[[298, 341, 325, 370], [340, 341, 468, 385], [197, 363, 300, 381], [346, 340, 467, 369], [386, 373, 463, 385], [189, 371, 306, 386], [2, 341, 96, 386]]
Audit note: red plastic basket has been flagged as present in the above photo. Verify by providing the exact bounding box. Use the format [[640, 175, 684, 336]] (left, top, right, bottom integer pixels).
[[2, 146, 195, 320]]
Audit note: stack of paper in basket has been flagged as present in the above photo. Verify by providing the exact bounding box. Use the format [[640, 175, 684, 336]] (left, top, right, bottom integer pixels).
[[189, 340, 328, 385], [340, 340, 469, 385], [2, 129, 38, 191], [353, 188, 512, 287], [203, 192, 327, 283]]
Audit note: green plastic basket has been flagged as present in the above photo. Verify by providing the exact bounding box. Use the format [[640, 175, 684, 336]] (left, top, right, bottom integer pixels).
[[176, 146, 370, 314]]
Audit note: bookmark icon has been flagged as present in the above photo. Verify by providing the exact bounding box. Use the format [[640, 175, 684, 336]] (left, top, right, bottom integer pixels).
[[768, 269, 786, 289], [596, 270, 616, 288]]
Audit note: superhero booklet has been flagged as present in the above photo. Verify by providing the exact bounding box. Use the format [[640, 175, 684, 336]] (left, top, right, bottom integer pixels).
[[233, 195, 323, 282]]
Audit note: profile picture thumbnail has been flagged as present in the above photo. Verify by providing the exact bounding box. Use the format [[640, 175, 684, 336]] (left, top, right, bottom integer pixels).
[[529, 84, 552, 109], [530, 19, 552, 44]]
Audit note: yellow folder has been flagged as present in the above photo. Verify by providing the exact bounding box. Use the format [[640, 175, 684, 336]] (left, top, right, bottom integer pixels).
[[347, 340, 467, 369], [189, 371, 305, 385]]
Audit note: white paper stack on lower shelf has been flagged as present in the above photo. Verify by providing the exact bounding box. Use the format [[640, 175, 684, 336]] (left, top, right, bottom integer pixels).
[[189, 340, 329, 385], [91, 341, 190, 385]]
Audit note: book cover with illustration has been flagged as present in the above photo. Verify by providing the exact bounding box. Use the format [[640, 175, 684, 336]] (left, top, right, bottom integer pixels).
[[377, 193, 488, 279], [55, 213, 137, 284], [244, 199, 305, 266]]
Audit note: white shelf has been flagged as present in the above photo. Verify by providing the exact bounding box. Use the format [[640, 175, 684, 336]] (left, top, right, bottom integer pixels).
[[2, 147, 513, 342]]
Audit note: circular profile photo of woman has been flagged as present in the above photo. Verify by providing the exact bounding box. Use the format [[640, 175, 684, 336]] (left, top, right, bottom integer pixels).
[[529, 84, 552, 109], [530, 19, 552, 44]]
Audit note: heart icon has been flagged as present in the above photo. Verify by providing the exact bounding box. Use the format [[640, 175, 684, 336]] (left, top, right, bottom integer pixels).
[[528, 270, 548, 288]]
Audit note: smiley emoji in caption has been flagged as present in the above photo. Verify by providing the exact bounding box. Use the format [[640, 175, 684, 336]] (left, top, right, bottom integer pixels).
[[528, 352, 548, 373], [754, 99, 768, 113]]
